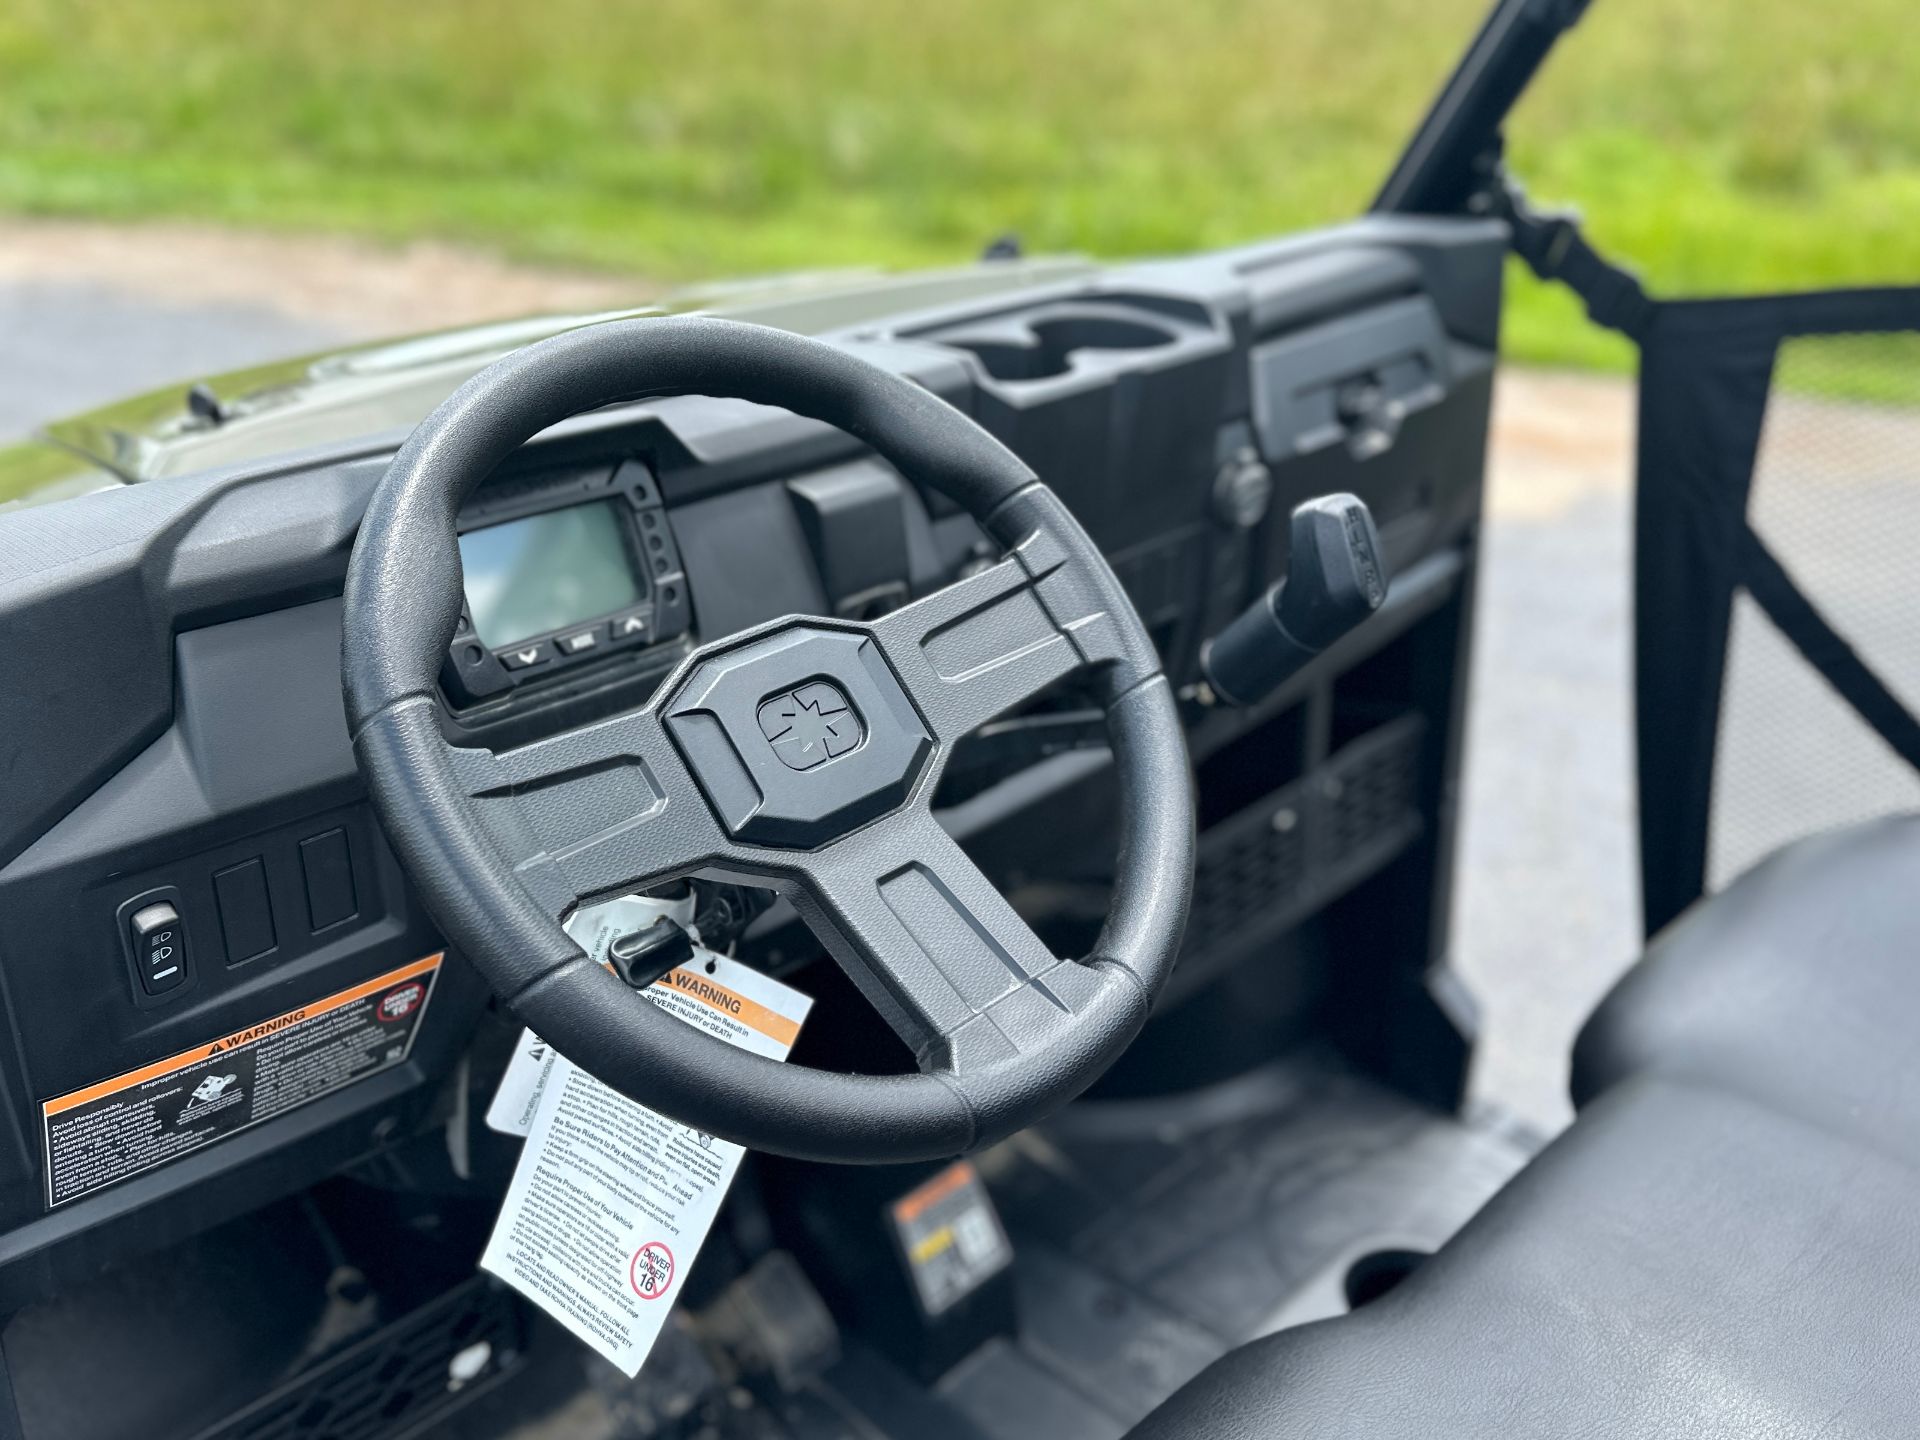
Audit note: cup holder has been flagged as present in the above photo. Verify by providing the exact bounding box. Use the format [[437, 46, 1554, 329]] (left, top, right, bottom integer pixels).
[[938, 305, 1183, 383]]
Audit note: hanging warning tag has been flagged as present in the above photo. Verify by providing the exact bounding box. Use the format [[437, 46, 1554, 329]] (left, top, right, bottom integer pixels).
[[480, 952, 811, 1377], [486, 891, 696, 1137]]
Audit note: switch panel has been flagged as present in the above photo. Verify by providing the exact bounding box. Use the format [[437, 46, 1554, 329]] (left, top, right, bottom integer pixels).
[[129, 900, 190, 996]]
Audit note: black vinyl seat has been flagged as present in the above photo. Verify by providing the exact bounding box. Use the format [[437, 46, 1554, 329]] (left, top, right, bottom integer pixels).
[[1573, 816, 1920, 1167], [1130, 817, 1920, 1439]]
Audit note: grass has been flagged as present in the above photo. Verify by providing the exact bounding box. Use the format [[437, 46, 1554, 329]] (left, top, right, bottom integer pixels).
[[0, 0, 1916, 373]]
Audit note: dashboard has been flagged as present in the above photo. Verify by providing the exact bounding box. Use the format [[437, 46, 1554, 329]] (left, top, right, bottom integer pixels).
[[0, 216, 1504, 1308]]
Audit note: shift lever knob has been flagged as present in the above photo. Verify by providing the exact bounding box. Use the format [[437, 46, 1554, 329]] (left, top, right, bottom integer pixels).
[[1200, 493, 1387, 707]]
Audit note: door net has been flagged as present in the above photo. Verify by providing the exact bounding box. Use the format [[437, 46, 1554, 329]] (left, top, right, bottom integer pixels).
[[1634, 292, 1920, 932]]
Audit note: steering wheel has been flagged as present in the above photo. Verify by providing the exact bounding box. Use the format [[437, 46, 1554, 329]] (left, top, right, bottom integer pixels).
[[342, 316, 1194, 1164]]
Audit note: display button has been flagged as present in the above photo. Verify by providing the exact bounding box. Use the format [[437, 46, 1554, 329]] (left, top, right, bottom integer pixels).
[[130, 901, 190, 995], [610, 611, 652, 644], [613, 458, 660, 508], [499, 641, 552, 671], [557, 625, 604, 656]]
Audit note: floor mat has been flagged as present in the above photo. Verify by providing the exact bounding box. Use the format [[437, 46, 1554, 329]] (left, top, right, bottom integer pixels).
[[936, 1049, 1528, 1439], [487, 1049, 1530, 1440]]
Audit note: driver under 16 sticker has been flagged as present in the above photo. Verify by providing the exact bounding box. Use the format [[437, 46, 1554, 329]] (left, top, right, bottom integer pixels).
[[378, 978, 427, 1022], [631, 1242, 675, 1300]]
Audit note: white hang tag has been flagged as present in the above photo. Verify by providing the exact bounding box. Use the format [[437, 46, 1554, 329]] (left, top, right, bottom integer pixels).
[[485, 891, 696, 1137], [480, 953, 812, 1377]]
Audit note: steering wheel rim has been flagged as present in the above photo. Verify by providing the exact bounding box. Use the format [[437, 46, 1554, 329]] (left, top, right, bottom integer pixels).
[[343, 315, 1194, 1164]]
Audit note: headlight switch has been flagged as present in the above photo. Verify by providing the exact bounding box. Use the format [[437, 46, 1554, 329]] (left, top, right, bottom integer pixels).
[[129, 898, 191, 997]]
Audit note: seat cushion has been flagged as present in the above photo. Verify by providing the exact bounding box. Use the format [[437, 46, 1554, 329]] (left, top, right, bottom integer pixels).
[[1131, 817, 1920, 1439], [1575, 815, 1920, 1166], [1129, 1077, 1920, 1439]]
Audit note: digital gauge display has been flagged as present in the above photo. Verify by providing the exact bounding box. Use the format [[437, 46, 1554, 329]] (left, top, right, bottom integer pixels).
[[458, 500, 642, 648]]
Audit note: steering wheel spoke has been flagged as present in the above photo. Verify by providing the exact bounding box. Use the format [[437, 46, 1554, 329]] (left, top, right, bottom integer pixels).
[[791, 811, 1101, 1074], [871, 553, 1082, 746], [445, 708, 723, 919]]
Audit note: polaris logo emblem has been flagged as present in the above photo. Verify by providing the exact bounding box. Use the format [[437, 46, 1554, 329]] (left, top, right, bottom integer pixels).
[[757, 681, 862, 771]]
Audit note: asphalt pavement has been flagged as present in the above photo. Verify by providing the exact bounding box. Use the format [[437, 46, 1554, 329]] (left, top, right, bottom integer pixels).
[[0, 268, 1645, 1136], [0, 280, 353, 441]]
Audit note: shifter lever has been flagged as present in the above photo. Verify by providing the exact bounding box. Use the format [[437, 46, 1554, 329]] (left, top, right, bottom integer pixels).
[[1200, 493, 1388, 707]]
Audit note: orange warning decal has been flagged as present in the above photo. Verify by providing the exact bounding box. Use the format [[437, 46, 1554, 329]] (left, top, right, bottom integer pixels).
[[43, 954, 443, 1117], [892, 1160, 977, 1223], [656, 965, 802, 1047]]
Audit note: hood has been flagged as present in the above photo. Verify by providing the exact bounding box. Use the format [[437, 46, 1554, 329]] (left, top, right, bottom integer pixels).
[[7, 257, 1095, 501]]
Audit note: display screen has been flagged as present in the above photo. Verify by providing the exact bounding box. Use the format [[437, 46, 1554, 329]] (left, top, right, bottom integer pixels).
[[459, 500, 642, 648]]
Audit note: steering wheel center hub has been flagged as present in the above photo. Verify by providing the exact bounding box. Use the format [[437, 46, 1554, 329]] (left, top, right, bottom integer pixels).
[[661, 621, 932, 848]]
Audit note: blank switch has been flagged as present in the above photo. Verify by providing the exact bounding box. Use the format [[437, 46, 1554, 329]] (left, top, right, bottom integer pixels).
[[213, 858, 276, 965], [299, 828, 359, 932]]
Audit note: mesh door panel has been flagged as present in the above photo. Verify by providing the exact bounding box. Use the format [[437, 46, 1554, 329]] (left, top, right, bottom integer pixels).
[[1633, 288, 1920, 933], [1748, 336, 1920, 716], [1709, 337, 1920, 885], [1710, 591, 1920, 887]]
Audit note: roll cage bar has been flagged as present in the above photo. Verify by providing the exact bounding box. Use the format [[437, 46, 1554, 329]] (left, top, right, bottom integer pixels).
[[1376, 0, 1652, 340]]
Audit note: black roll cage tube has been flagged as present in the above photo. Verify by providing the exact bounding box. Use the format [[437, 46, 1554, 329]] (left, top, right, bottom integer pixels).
[[1373, 0, 1655, 341]]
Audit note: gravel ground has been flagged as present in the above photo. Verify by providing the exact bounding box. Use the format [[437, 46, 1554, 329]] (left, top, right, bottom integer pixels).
[[0, 220, 1645, 1135]]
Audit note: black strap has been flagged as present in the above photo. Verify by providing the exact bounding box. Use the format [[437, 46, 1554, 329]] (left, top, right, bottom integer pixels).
[[1501, 173, 1656, 342], [1740, 526, 1920, 771]]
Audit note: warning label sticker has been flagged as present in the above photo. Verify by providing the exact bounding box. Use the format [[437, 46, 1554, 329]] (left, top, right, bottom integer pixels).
[[890, 1160, 1013, 1317], [41, 954, 443, 1208]]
